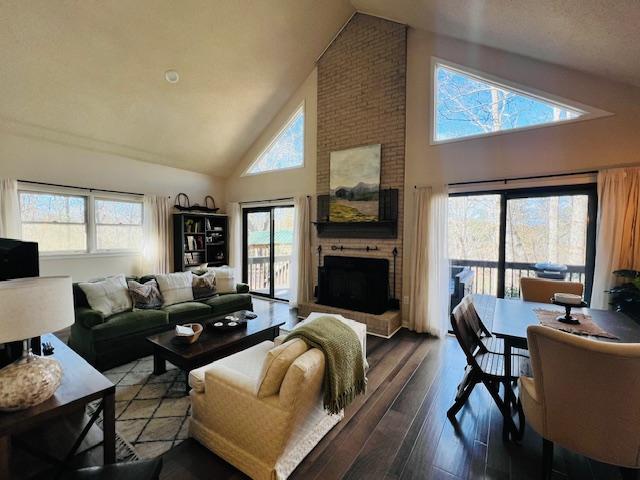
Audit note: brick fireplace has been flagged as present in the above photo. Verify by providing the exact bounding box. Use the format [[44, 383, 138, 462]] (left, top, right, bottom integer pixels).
[[300, 13, 407, 337]]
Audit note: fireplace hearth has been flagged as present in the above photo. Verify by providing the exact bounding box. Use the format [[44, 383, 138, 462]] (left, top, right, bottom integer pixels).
[[317, 256, 389, 314]]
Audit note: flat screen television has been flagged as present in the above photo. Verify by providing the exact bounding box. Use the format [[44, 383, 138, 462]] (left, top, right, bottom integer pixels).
[[0, 238, 39, 280], [0, 238, 40, 364]]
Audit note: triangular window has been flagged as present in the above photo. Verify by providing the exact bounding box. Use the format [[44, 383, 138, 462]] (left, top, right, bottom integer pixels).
[[245, 105, 304, 175], [433, 60, 610, 143]]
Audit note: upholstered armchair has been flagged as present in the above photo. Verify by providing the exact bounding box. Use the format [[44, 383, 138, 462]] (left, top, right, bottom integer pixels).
[[188, 314, 366, 480], [519, 325, 640, 480]]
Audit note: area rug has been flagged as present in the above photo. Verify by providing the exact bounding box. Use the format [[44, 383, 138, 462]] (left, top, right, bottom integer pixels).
[[89, 356, 192, 459]]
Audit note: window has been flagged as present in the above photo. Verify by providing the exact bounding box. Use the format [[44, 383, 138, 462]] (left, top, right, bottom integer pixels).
[[95, 198, 143, 251], [433, 59, 609, 143], [20, 191, 87, 253], [244, 105, 304, 175], [448, 185, 597, 302], [19, 187, 143, 255]]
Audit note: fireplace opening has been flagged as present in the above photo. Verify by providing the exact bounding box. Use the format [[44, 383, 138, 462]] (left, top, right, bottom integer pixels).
[[317, 256, 389, 314]]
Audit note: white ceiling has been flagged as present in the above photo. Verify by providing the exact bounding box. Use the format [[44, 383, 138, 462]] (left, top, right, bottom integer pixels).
[[0, 0, 353, 176], [1, 1, 638, 176], [353, 0, 640, 88]]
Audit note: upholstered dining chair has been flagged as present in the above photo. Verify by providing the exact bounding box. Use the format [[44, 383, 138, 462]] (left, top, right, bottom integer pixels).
[[520, 277, 584, 304], [520, 325, 640, 480]]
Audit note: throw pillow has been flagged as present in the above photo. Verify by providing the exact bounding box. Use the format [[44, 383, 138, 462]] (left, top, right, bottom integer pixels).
[[78, 274, 133, 318], [209, 265, 236, 294], [192, 272, 216, 299], [156, 271, 194, 306], [257, 339, 309, 398], [127, 279, 163, 309]]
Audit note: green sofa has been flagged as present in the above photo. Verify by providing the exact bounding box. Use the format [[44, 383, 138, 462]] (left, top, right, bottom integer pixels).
[[68, 275, 252, 370]]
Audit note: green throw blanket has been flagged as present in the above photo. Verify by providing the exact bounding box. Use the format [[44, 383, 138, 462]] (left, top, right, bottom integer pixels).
[[284, 316, 366, 414]]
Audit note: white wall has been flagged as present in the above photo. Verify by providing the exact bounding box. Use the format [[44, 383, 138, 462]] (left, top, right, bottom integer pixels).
[[0, 129, 225, 281], [223, 25, 640, 324], [400, 29, 640, 320], [225, 69, 318, 203]]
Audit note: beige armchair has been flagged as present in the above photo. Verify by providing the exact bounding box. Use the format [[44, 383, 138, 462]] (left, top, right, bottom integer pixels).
[[188, 314, 367, 480], [519, 325, 640, 480], [520, 277, 584, 304]]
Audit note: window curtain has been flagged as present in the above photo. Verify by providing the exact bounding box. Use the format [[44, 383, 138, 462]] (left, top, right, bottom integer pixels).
[[141, 195, 171, 274], [0, 179, 21, 239], [591, 167, 640, 309], [290, 195, 312, 308], [408, 185, 449, 336], [227, 202, 242, 281]]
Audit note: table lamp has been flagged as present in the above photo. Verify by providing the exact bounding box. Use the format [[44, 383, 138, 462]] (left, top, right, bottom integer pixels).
[[0, 276, 74, 411]]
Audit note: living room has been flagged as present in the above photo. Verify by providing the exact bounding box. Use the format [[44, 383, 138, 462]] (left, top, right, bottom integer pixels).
[[1, 1, 640, 479]]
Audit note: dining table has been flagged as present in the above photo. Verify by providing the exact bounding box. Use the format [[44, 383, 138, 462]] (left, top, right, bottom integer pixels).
[[491, 298, 640, 440]]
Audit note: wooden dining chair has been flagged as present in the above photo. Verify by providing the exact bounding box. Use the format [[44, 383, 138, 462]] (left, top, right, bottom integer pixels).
[[456, 295, 528, 358], [448, 296, 527, 440], [520, 277, 584, 304], [520, 325, 640, 480]]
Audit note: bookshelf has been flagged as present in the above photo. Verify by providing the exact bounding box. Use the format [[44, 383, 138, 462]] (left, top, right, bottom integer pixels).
[[173, 213, 229, 272]]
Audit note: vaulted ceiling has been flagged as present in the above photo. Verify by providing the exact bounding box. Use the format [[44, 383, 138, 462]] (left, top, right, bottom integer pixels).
[[0, 0, 353, 176], [354, 0, 640, 88], [1, 1, 639, 176]]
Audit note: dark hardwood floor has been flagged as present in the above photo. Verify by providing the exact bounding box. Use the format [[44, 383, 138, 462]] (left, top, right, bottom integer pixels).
[[160, 318, 625, 480], [54, 297, 625, 480]]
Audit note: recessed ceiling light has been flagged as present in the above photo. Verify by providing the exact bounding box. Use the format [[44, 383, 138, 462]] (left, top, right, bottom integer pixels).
[[165, 70, 179, 84]]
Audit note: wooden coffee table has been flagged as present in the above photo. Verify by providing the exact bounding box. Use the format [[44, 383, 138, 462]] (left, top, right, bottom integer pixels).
[[146, 310, 284, 394]]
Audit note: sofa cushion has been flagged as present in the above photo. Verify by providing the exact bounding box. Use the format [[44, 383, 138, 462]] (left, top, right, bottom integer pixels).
[[156, 272, 194, 306], [208, 266, 236, 294], [203, 293, 252, 313], [163, 301, 211, 324], [188, 340, 273, 393], [257, 339, 309, 398], [192, 272, 216, 299], [127, 279, 164, 309], [78, 275, 133, 317], [91, 309, 168, 342]]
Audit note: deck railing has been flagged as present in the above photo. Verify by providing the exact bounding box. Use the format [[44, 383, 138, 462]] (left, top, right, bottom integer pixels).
[[450, 259, 586, 298], [247, 255, 291, 292]]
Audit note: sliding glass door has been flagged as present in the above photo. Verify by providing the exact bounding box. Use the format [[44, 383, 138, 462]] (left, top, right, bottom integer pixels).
[[448, 185, 597, 302], [243, 205, 294, 301]]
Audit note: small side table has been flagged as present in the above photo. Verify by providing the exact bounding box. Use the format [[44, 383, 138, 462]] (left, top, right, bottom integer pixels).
[[0, 334, 115, 478]]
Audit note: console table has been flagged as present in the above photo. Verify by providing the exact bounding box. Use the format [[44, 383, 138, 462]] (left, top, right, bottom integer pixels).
[[0, 334, 115, 478]]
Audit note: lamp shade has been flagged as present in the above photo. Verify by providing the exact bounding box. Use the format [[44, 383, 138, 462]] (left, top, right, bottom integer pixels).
[[0, 276, 74, 343]]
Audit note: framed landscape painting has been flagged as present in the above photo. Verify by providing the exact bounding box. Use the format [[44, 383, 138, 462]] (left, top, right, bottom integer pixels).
[[329, 144, 381, 222]]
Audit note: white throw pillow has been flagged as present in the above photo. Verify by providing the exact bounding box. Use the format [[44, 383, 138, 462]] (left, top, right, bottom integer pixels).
[[78, 274, 133, 318], [156, 271, 194, 306], [209, 266, 236, 294]]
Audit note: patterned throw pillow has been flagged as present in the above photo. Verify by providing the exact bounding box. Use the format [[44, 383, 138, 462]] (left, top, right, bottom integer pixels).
[[192, 272, 216, 299], [208, 266, 236, 294], [155, 271, 194, 306], [127, 279, 163, 309], [78, 274, 133, 317]]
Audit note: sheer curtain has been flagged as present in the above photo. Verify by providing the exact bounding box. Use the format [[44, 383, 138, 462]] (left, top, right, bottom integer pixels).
[[141, 195, 171, 274], [290, 195, 312, 308], [591, 167, 640, 309], [408, 185, 449, 336], [0, 179, 21, 239], [227, 202, 242, 280]]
